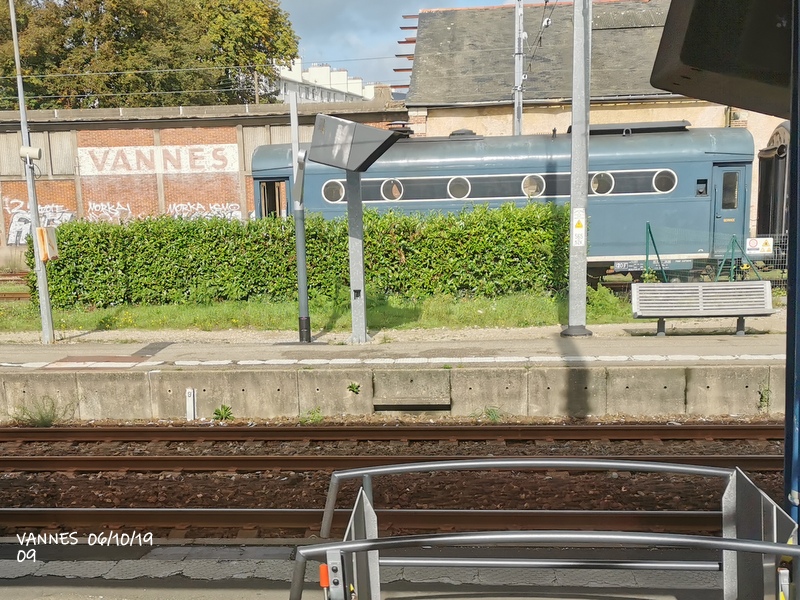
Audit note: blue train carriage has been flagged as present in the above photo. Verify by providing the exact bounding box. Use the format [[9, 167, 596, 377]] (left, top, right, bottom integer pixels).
[[251, 121, 754, 279]]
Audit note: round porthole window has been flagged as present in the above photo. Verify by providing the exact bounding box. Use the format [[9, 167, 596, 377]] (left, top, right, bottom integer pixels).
[[447, 176, 471, 199], [381, 179, 404, 201], [653, 169, 677, 193], [521, 174, 546, 198], [590, 172, 614, 195], [322, 180, 345, 203]]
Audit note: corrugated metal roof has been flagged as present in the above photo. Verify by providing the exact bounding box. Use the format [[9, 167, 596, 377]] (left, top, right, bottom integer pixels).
[[406, 0, 673, 107]]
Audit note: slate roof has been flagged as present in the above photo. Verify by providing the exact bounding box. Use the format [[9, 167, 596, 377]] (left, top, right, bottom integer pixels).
[[406, 0, 673, 107]]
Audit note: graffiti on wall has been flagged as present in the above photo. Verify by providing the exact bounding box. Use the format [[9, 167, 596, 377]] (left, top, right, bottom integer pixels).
[[167, 202, 242, 220], [78, 145, 239, 176], [4, 197, 75, 245], [87, 201, 135, 222]]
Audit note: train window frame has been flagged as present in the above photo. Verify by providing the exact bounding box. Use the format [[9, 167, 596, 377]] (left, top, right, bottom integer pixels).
[[381, 178, 404, 201], [590, 172, 615, 195], [721, 171, 739, 209], [322, 179, 346, 203], [447, 176, 471, 200], [652, 169, 678, 194], [521, 174, 546, 198]]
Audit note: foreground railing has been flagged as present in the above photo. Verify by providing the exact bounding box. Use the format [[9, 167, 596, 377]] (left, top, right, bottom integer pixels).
[[288, 458, 799, 600]]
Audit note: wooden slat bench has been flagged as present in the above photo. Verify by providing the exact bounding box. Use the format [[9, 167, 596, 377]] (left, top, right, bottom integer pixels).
[[630, 280, 776, 336]]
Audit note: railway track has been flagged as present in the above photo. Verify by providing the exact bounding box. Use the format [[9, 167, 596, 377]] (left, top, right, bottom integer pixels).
[[0, 453, 784, 472], [0, 273, 31, 302], [0, 423, 780, 539], [0, 508, 723, 536], [0, 271, 30, 301], [0, 271, 27, 282], [0, 422, 784, 443], [0, 290, 29, 301]]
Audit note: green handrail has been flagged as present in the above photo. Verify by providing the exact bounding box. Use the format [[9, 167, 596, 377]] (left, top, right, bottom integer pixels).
[[714, 236, 762, 282], [644, 222, 668, 283]]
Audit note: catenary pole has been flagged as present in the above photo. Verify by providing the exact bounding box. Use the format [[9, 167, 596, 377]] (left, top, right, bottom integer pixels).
[[561, 0, 591, 337], [513, 0, 524, 135], [8, 0, 54, 344]]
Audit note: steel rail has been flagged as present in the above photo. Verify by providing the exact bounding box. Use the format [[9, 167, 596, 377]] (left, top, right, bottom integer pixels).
[[0, 454, 782, 472], [0, 291, 29, 301], [0, 423, 784, 443], [0, 508, 722, 533]]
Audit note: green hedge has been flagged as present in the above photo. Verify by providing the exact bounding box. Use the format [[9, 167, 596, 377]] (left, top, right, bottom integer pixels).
[[26, 203, 570, 309]]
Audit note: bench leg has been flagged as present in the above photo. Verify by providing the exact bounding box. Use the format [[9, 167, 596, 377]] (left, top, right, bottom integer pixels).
[[656, 318, 666, 337], [736, 317, 746, 335]]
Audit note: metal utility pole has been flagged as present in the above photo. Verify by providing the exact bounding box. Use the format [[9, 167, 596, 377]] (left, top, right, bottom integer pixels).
[[344, 171, 369, 344], [513, 0, 525, 135], [561, 0, 592, 338], [8, 0, 54, 344], [289, 93, 311, 343], [784, 0, 800, 524]]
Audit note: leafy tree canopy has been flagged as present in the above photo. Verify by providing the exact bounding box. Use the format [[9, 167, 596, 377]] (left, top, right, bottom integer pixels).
[[0, 0, 298, 108]]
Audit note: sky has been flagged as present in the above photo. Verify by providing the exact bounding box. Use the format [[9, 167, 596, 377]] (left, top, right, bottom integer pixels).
[[280, 1, 516, 89]]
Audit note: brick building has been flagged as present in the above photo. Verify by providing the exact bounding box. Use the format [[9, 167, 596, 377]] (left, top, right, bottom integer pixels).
[[0, 87, 405, 267]]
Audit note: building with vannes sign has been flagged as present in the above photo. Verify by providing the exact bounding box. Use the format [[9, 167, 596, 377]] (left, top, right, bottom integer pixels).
[[0, 87, 404, 267]]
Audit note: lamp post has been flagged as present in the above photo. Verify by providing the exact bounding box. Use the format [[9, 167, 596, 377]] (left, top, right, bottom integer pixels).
[[8, 0, 54, 344], [306, 115, 405, 344]]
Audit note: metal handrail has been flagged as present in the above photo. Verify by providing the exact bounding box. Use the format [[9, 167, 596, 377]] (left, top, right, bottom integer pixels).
[[292, 458, 795, 600], [319, 457, 733, 538], [290, 531, 799, 600], [297, 529, 800, 559]]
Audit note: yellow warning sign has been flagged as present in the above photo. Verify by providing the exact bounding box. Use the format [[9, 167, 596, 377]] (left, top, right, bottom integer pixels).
[[745, 237, 773, 255], [572, 208, 586, 247]]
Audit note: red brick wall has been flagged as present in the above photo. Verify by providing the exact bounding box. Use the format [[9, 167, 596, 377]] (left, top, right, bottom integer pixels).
[[0, 111, 407, 248]]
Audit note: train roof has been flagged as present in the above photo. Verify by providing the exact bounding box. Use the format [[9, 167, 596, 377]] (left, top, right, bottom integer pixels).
[[252, 126, 754, 178]]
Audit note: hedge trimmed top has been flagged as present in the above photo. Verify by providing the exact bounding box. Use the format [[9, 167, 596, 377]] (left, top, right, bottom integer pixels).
[[27, 203, 570, 309]]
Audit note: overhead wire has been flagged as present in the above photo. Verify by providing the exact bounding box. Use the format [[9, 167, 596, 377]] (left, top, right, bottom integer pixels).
[[525, 0, 560, 79]]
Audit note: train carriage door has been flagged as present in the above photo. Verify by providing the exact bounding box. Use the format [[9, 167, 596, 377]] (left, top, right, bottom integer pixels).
[[256, 179, 289, 218], [711, 165, 747, 255]]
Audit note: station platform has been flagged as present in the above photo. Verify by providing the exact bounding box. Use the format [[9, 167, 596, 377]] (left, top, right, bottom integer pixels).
[[0, 310, 788, 369], [0, 310, 790, 422], [0, 543, 724, 600]]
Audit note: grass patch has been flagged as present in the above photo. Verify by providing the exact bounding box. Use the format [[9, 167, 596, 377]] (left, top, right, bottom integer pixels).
[[0, 288, 635, 333], [11, 396, 75, 427]]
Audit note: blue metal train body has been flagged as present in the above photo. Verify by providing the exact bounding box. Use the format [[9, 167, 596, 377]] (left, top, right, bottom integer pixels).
[[251, 122, 755, 275]]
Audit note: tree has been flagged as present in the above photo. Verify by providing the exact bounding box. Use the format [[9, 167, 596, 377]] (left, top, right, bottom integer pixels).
[[0, 0, 298, 109], [201, 0, 298, 103]]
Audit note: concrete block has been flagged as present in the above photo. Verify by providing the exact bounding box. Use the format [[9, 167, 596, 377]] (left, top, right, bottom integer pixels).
[[606, 366, 686, 416], [686, 365, 772, 415], [528, 367, 607, 418], [76, 372, 152, 420], [239, 370, 300, 418], [149, 370, 299, 420], [297, 368, 373, 416], [1, 372, 80, 422], [768, 365, 786, 416], [372, 369, 450, 407], [449, 367, 527, 417]]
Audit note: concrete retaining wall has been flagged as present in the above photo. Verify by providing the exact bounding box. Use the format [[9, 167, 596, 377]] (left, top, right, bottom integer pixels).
[[0, 364, 786, 423]]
